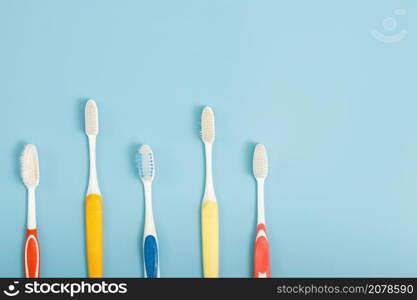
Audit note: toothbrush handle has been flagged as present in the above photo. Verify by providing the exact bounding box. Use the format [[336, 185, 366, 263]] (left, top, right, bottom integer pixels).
[[86, 194, 103, 278], [24, 229, 40, 278], [201, 200, 219, 278], [144, 235, 159, 278], [254, 224, 271, 278]]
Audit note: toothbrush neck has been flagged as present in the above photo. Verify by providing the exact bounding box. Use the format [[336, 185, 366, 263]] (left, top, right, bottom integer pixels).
[[143, 181, 156, 234], [257, 179, 265, 225], [27, 188, 36, 229], [87, 135, 101, 195], [144, 181, 153, 210], [204, 143, 216, 201]]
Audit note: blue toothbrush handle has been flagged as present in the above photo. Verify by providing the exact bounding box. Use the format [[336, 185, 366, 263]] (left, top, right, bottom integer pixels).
[[144, 235, 159, 278]]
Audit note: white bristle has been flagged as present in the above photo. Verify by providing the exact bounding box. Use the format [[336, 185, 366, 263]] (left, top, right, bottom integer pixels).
[[201, 106, 215, 143], [253, 144, 268, 180], [21, 144, 40, 188], [85, 99, 99, 136], [138, 144, 155, 181]]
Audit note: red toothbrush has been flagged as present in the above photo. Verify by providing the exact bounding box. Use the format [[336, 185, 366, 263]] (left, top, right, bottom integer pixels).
[[253, 144, 270, 278], [21, 144, 40, 278]]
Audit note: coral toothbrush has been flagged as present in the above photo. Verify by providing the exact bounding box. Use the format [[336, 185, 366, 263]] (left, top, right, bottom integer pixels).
[[253, 144, 271, 278], [85, 99, 103, 278], [137, 145, 160, 278], [200, 106, 219, 278], [21, 144, 40, 278]]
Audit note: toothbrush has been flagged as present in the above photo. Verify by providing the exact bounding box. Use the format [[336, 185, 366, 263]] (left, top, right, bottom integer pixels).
[[253, 144, 271, 278], [137, 144, 160, 278], [85, 99, 103, 278], [21, 144, 40, 278], [200, 106, 219, 278]]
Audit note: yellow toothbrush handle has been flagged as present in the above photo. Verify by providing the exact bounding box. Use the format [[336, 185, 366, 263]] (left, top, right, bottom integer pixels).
[[86, 194, 103, 278], [201, 200, 219, 278]]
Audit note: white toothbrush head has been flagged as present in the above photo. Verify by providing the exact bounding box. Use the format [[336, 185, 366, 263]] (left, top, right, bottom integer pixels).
[[85, 99, 99, 136], [137, 144, 155, 182], [253, 144, 268, 180], [21, 144, 40, 189], [201, 106, 215, 143]]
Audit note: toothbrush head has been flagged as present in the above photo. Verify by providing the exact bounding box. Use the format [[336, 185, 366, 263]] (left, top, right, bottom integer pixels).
[[137, 144, 155, 182], [21, 144, 40, 189], [253, 144, 268, 180], [201, 106, 215, 143], [85, 99, 99, 136]]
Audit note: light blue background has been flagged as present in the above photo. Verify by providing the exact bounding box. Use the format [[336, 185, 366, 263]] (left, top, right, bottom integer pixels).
[[0, 0, 416, 278]]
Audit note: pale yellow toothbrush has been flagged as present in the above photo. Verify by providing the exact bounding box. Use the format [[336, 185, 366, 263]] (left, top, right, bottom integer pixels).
[[200, 106, 219, 278]]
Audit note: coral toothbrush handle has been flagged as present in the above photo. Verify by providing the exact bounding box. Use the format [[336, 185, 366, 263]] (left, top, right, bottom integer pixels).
[[24, 229, 40, 278], [254, 224, 271, 278], [86, 194, 103, 278], [201, 200, 219, 278]]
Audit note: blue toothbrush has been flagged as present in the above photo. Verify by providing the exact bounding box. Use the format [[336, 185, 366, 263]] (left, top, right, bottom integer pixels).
[[137, 144, 159, 278]]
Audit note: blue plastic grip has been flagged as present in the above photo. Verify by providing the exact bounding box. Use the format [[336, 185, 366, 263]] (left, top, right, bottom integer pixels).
[[144, 235, 158, 278]]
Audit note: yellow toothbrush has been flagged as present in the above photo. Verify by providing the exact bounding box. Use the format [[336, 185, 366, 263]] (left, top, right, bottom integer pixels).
[[200, 106, 219, 278], [85, 99, 103, 278]]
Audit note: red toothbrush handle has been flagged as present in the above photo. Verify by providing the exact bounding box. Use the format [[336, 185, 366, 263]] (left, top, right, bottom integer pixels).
[[254, 224, 270, 278], [24, 229, 40, 278]]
